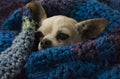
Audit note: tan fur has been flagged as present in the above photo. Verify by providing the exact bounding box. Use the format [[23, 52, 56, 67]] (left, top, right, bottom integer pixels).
[[37, 15, 80, 50], [26, 2, 109, 50], [75, 18, 109, 41], [26, 2, 47, 29]]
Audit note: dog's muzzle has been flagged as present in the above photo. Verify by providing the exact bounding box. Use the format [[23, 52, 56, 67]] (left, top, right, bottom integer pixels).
[[40, 39, 52, 49]]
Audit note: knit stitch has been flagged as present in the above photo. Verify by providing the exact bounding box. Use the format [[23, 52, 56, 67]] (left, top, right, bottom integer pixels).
[[0, 0, 120, 79], [0, 0, 23, 26], [70, 0, 120, 36], [35, 0, 81, 17], [0, 31, 17, 52], [0, 8, 36, 79], [99, 0, 120, 11], [25, 27, 120, 79], [2, 9, 22, 31]]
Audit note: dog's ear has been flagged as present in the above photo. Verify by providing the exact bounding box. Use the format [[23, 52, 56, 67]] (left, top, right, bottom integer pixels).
[[26, 2, 47, 29], [75, 18, 109, 41]]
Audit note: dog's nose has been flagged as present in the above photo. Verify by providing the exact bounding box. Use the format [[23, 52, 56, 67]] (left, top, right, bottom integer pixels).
[[41, 39, 52, 49]]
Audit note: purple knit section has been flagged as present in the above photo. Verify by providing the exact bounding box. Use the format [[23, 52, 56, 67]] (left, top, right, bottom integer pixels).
[[35, 0, 81, 17], [109, 0, 120, 10], [108, 27, 120, 61], [98, 0, 120, 11], [71, 40, 98, 61], [0, 0, 24, 26], [71, 27, 120, 64]]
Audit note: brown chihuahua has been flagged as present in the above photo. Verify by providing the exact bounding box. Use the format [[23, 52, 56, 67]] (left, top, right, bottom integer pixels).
[[26, 2, 109, 50]]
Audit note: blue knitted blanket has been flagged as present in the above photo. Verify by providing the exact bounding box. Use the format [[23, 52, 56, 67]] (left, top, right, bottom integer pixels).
[[0, 0, 120, 79]]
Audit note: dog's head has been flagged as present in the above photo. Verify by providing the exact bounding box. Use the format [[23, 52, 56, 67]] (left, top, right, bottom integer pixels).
[[27, 2, 109, 50]]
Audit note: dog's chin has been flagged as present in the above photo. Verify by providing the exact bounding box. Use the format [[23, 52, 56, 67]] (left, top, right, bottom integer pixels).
[[38, 47, 42, 51], [38, 44, 43, 51], [38, 44, 51, 50], [38, 46, 51, 51]]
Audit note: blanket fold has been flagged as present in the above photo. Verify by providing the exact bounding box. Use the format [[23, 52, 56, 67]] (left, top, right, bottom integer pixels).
[[0, 0, 120, 79], [0, 8, 36, 79], [25, 27, 120, 79]]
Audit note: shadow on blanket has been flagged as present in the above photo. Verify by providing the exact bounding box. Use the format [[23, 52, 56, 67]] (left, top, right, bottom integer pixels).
[[0, 0, 120, 79]]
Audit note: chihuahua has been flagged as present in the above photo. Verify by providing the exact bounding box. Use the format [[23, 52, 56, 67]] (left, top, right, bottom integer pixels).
[[26, 2, 109, 50]]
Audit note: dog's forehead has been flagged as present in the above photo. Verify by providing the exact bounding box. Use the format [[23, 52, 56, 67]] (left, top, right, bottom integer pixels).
[[41, 16, 77, 28], [38, 15, 77, 35]]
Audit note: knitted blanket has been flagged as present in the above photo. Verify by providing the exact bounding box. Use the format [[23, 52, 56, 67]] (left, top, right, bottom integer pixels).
[[0, 0, 120, 79]]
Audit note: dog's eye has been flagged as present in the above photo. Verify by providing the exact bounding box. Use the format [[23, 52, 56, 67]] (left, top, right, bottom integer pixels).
[[35, 31, 43, 39], [57, 32, 69, 40]]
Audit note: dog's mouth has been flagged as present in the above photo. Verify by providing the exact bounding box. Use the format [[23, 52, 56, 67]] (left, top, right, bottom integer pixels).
[[38, 46, 52, 50], [38, 40, 52, 50]]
